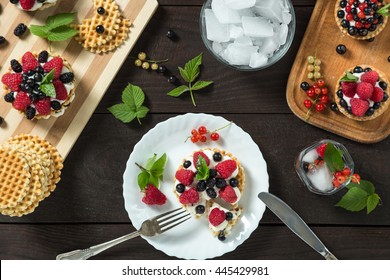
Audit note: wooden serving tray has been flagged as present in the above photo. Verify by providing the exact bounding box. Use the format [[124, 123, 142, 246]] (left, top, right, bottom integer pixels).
[[287, 0, 390, 144], [0, 0, 158, 158]]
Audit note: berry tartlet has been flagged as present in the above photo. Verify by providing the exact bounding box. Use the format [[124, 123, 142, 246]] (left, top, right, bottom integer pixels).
[[174, 148, 245, 240], [335, 0, 388, 40], [335, 65, 389, 121], [1, 50, 76, 120], [10, 0, 58, 11]]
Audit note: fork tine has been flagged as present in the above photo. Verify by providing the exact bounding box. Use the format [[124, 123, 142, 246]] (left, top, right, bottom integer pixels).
[[160, 215, 191, 233], [152, 207, 183, 221], [157, 208, 187, 224], [159, 211, 191, 228]]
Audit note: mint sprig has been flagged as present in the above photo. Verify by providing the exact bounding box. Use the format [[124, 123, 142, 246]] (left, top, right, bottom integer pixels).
[[30, 13, 78, 42], [340, 71, 358, 82], [136, 153, 167, 191], [195, 156, 210, 181], [39, 69, 56, 98], [378, 4, 390, 16], [167, 53, 213, 107], [107, 83, 149, 125]]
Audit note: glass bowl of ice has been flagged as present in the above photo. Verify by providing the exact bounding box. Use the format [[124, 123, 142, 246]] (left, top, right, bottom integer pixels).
[[200, 0, 296, 71], [295, 140, 355, 195]]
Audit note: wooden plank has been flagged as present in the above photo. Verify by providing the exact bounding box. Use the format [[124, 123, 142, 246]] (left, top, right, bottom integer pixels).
[[287, 0, 390, 143], [0, 0, 159, 158]]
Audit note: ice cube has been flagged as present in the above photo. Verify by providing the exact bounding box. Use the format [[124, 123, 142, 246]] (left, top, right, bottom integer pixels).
[[238, 8, 256, 17], [234, 36, 253, 46], [229, 24, 244, 39], [282, 11, 292, 24], [223, 43, 259, 65], [205, 9, 230, 43], [302, 149, 319, 163], [224, 0, 256, 10], [259, 37, 278, 56], [252, 38, 264, 47], [212, 0, 241, 24], [212, 42, 224, 54], [242, 16, 273, 37], [274, 23, 288, 45], [249, 52, 268, 68], [253, 0, 283, 23], [307, 165, 334, 193]]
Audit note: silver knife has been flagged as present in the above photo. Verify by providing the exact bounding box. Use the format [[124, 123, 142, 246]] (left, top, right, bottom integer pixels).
[[258, 192, 337, 260]]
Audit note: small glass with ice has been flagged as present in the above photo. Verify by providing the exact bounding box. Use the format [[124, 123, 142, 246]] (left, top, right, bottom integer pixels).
[[295, 140, 355, 195]]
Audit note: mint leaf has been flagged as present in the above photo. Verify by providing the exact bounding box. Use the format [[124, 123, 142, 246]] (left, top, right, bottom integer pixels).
[[47, 26, 78, 41], [29, 25, 49, 38], [136, 153, 167, 191], [340, 71, 359, 82], [336, 187, 368, 212], [195, 156, 210, 181], [138, 171, 150, 191], [184, 53, 202, 82], [46, 13, 77, 30], [367, 193, 380, 214], [191, 80, 213, 91], [324, 143, 344, 173], [41, 69, 55, 84], [145, 154, 157, 170], [40, 83, 56, 98], [378, 4, 390, 16], [151, 153, 167, 173], [149, 174, 159, 187], [107, 104, 136, 123]]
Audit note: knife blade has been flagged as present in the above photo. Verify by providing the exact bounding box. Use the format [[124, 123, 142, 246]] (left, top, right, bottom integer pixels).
[[258, 192, 337, 260]]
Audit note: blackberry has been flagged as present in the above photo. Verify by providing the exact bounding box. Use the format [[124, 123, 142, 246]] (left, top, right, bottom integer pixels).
[[229, 178, 239, 187], [195, 205, 205, 214], [157, 65, 167, 74], [379, 82, 387, 90], [168, 75, 177, 84], [300, 82, 310, 91], [209, 169, 217, 178], [166, 29, 175, 39], [97, 7, 105, 15], [217, 231, 226, 241], [337, 10, 345, 18], [196, 180, 206, 192], [14, 23, 27, 37], [353, 66, 363, 73], [4, 92, 15, 103], [60, 72, 74, 83], [96, 25, 105, 34], [215, 178, 227, 189], [206, 187, 217, 199], [213, 152, 222, 162], [0, 36, 6, 45], [225, 212, 233, 221], [25, 107, 36, 120], [206, 178, 216, 188], [366, 108, 375, 116], [51, 101, 62, 111], [38, 51, 49, 63], [330, 103, 339, 112], [183, 160, 191, 169], [10, 59, 22, 73]]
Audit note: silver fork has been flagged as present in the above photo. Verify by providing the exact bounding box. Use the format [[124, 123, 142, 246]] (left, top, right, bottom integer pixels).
[[56, 208, 190, 260]]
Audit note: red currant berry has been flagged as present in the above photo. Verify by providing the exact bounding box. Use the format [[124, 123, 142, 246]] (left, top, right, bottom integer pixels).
[[342, 167, 351, 176], [320, 95, 329, 104], [346, 13, 354, 21], [346, 6, 352, 13], [198, 126, 207, 135], [315, 103, 325, 112], [317, 79, 325, 87], [200, 135, 207, 142], [334, 171, 343, 178], [321, 87, 328, 95], [191, 135, 198, 143], [191, 129, 198, 136], [352, 173, 361, 183], [364, 23, 371, 29], [312, 83, 318, 89], [348, 0, 354, 5], [304, 99, 313, 108], [306, 88, 315, 97], [358, 11, 366, 19], [359, 3, 365, 10], [355, 21, 364, 29], [371, 0, 378, 3], [210, 132, 219, 141], [315, 88, 322, 95]]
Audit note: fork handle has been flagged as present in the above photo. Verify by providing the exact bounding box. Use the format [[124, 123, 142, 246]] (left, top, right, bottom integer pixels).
[[56, 230, 141, 260]]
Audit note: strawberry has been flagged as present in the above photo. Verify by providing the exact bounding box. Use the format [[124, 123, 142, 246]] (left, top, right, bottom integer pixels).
[[219, 186, 238, 204], [361, 71, 379, 86], [34, 97, 51, 115], [350, 98, 369, 117], [1, 73, 22, 91], [371, 87, 384, 102], [208, 208, 226, 227], [175, 169, 195, 186], [53, 80, 68, 100], [215, 160, 237, 179], [142, 184, 167, 205], [356, 82, 373, 100], [179, 188, 199, 204], [13, 92, 31, 110], [341, 82, 357, 98], [43, 57, 63, 79], [316, 143, 327, 158], [20, 0, 35, 10], [193, 151, 210, 167], [22, 52, 40, 72]]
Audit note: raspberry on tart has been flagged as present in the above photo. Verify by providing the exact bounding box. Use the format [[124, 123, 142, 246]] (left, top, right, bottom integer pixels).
[[207, 204, 242, 241], [10, 0, 58, 11], [1, 50, 76, 120]]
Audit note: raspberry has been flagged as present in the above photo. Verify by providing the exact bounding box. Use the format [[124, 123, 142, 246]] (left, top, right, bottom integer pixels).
[[175, 169, 195, 186], [361, 71, 379, 86], [219, 186, 238, 204], [350, 98, 369, 117], [356, 82, 373, 100], [13, 91, 31, 110], [371, 87, 384, 102], [43, 57, 64, 78], [208, 208, 226, 227], [20, 0, 35, 10], [1, 73, 22, 91], [142, 184, 167, 205], [34, 97, 51, 115], [316, 143, 327, 158], [341, 82, 357, 98], [53, 80, 68, 100], [193, 151, 210, 167], [22, 52, 40, 72], [215, 160, 237, 179], [179, 188, 199, 204]]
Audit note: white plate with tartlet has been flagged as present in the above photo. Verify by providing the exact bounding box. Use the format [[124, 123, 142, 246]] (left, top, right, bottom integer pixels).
[[123, 113, 269, 259]]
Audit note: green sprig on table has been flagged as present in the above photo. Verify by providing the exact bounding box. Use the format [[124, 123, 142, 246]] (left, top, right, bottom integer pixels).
[[136, 153, 167, 190], [167, 53, 213, 107], [30, 13, 78, 42], [39, 69, 56, 98]]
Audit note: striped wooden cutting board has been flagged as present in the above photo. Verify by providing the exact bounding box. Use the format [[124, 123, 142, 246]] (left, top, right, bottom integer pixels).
[[0, 0, 158, 158]]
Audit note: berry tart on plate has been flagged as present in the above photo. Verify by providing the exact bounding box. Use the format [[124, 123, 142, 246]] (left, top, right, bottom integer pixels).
[[174, 148, 245, 240], [2, 50, 76, 120], [335, 0, 389, 40], [335, 65, 389, 121], [9, 0, 58, 11]]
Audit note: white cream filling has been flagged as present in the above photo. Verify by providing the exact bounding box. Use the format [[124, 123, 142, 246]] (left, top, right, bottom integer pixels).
[[208, 205, 241, 235], [16, 0, 56, 11]]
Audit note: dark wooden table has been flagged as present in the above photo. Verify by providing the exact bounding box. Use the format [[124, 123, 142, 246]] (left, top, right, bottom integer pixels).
[[1, 0, 390, 260]]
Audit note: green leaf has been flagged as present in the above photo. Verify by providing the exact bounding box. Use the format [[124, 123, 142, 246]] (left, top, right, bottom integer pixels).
[[179, 67, 191, 83], [184, 53, 203, 83], [358, 180, 375, 195], [340, 71, 359, 82], [191, 80, 213, 91], [107, 104, 136, 123], [145, 154, 157, 170], [151, 153, 167, 173], [324, 143, 344, 173], [167, 85, 189, 97], [47, 26, 78, 41], [195, 155, 210, 181], [149, 174, 159, 188], [367, 193, 380, 214], [29, 25, 49, 38], [378, 4, 390, 16], [46, 12, 77, 30], [336, 187, 368, 212], [136, 106, 149, 119], [122, 83, 145, 110], [40, 83, 56, 98], [138, 171, 150, 191], [41, 69, 55, 85]]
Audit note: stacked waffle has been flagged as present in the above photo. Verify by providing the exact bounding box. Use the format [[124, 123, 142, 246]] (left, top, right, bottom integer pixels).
[[0, 134, 63, 217]]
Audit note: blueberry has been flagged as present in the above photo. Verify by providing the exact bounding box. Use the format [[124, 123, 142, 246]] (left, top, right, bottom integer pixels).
[[25, 107, 36, 120], [340, 99, 347, 108], [213, 152, 222, 162], [33, 73, 43, 82], [382, 92, 388, 102], [209, 169, 217, 178], [347, 106, 353, 114], [364, 67, 372, 72], [176, 183, 185, 193], [337, 89, 343, 98], [4, 92, 15, 103], [351, 8, 357, 15], [183, 160, 191, 169], [34, 66, 44, 74], [340, 0, 347, 8], [206, 178, 216, 188], [348, 26, 358, 36], [341, 19, 350, 28], [29, 93, 39, 102], [229, 178, 239, 187], [218, 231, 226, 241], [96, 25, 105, 34], [365, 108, 375, 116], [196, 180, 206, 192], [337, 10, 345, 18], [26, 70, 35, 77], [206, 187, 217, 199], [33, 84, 40, 92], [358, 28, 368, 36], [26, 79, 35, 87], [215, 178, 227, 189], [300, 82, 310, 91], [369, 24, 377, 32], [353, 66, 364, 73], [378, 15, 384, 24], [373, 102, 380, 109], [225, 212, 233, 221], [336, 44, 347, 55], [330, 103, 339, 112], [10, 0, 19, 4], [366, 37, 375, 42], [364, 7, 372, 15], [166, 29, 175, 39], [195, 205, 205, 214]]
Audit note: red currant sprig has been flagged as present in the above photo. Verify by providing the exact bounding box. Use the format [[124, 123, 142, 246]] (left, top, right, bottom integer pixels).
[[186, 122, 233, 143], [300, 78, 329, 119]]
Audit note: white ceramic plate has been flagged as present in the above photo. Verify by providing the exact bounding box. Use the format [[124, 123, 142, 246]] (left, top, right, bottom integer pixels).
[[123, 113, 269, 259]]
